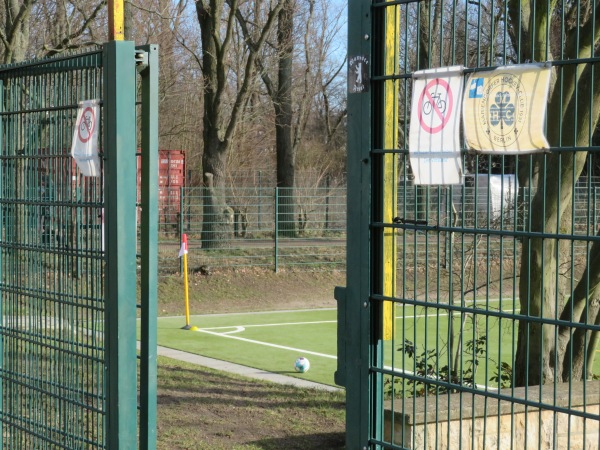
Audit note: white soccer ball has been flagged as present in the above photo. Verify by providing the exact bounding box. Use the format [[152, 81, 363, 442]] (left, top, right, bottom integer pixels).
[[294, 357, 310, 373]]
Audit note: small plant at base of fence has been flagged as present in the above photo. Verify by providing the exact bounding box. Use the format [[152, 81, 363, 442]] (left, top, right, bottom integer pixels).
[[490, 361, 513, 389], [385, 336, 496, 399]]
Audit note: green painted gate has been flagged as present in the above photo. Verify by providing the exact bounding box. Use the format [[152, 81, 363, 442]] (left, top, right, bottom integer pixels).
[[0, 42, 158, 449], [340, 1, 600, 449]]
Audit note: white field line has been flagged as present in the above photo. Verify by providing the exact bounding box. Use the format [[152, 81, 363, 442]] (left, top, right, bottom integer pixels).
[[195, 328, 337, 359], [158, 308, 336, 321], [195, 329, 497, 391], [200, 307, 515, 333], [203, 320, 337, 331], [195, 304, 515, 391], [158, 298, 513, 322]]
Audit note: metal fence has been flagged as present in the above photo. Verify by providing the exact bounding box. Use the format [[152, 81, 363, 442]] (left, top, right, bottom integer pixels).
[[158, 186, 346, 273], [156, 180, 600, 275], [0, 43, 158, 449], [341, 1, 600, 449]]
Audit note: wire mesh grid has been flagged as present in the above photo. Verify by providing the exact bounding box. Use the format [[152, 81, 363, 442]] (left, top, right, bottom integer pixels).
[[356, 0, 600, 448], [0, 51, 105, 449]]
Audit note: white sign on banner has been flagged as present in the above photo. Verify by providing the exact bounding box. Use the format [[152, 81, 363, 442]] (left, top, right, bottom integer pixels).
[[71, 99, 101, 177], [408, 66, 464, 185]]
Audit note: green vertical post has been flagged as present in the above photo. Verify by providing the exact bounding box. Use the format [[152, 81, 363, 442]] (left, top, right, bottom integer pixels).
[[0, 79, 4, 450], [180, 186, 184, 275], [138, 44, 159, 450], [258, 171, 262, 231], [274, 187, 279, 272], [343, 0, 372, 448], [103, 40, 138, 450]]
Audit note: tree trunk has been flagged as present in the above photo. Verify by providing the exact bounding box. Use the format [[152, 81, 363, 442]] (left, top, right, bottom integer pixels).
[[514, 23, 600, 385], [200, 124, 233, 248], [197, 0, 231, 248], [196, 0, 283, 247], [515, 237, 558, 386], [275, 0, 296, 237], [2, 0, 32, 64], [200, 172, 233, 249], [563, 298, 600, 381]]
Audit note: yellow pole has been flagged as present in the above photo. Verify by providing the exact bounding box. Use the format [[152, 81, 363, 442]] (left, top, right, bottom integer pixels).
[[382, 6, 400, 341], [180, 234, 195, 330], [183, 252, 190, 328], [108, 0, 125, 41]]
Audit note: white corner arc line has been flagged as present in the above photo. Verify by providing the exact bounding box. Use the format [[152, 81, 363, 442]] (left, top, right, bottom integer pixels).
[[220, 326, 246, 335], [196, 328, 337, 360]]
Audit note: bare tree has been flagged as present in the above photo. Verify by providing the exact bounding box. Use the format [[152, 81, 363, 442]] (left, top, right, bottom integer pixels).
[[193, 0, 283, 248], [510, 0, 600, 385], [0, 0, 35, 63]]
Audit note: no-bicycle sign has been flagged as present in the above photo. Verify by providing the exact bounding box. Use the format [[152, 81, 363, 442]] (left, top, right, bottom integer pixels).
[[408, 66, 464, 185], [418, 78, 453, 134], [71, 99, 101, 177]]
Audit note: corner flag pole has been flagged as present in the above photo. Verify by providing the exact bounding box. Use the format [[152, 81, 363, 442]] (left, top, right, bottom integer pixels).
[[179, 234, 195, 330]]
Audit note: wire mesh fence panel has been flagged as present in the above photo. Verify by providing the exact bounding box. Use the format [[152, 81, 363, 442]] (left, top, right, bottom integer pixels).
[[343, 0, 600, 448], [159, 186, 347, 274], [0, 51, 106, 449], [0, 43, 157, 450], [158, 180, 600, 276]]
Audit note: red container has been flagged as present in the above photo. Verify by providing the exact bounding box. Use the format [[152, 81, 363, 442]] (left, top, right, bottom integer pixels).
[[138, 150, 186, 227]]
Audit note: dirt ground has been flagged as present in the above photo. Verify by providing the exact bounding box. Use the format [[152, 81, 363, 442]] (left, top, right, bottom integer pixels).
[[157, 267, 346, 316], [156, 267, 347, 449]]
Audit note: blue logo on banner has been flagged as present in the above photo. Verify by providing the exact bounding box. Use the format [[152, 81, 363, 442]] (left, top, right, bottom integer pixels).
[[469, 78, 484, 98]]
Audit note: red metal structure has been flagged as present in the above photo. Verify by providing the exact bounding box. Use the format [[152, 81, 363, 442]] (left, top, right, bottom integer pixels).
[[138, 150, 186, 230]]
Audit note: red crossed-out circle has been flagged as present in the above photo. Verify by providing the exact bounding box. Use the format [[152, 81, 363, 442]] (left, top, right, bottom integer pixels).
[[77, 107, 96, 143], [418, 78, 453, 134]]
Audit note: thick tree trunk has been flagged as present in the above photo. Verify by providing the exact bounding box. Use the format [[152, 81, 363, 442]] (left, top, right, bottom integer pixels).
[[515, 40, 600, 385], [564, 298, 600, 381], [275, 0, 296, 237], [200, 172, 233, 249], [554, 235, 600, 381], [200, 128, 233, 249], [515, 237, 558, 386], [196, 1, 283, 247]]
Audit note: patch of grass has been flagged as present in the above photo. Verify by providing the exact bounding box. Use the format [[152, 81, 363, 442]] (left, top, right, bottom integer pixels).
[[157, 357, 345, 450]]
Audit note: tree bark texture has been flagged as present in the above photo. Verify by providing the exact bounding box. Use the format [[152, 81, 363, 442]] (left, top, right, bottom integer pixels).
[[196, 0, 283, 247], [201, 172, 233, 249], [514, 1, 600, 385], [275, 0, 296, 237]]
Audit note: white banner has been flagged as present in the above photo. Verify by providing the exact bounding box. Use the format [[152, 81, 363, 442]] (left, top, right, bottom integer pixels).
[[463, 64, 552, 153], [408, 66, 464, 185], [71, 99, 101, 177]]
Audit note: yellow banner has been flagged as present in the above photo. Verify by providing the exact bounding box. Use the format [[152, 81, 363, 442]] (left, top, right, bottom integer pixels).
[[463, 64, 552, 153]]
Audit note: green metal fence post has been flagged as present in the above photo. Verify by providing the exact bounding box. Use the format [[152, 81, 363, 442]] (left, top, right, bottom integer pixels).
[[180, 186, 184, 275], [138, 44, 159, 450], [0, 79, 3, 450], [274, 187, 279, 272], [344, 0, 373, 448], [258, 171, 262, 231], [104, 40, 139, 450]]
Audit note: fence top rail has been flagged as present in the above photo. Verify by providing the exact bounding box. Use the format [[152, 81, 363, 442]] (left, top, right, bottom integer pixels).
[[0, 48, 103, 76]]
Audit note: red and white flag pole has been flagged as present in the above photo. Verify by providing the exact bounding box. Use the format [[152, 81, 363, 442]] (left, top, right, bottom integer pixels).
[[179, 234, 194, 330]]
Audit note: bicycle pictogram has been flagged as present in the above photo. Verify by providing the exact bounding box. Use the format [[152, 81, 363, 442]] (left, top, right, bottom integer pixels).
[[418, 78, 453, 134], [77, 107, 95, 143], [422, 92, 447, 116]]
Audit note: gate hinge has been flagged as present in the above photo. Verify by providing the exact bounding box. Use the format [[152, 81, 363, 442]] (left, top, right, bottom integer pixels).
[[135, 50, 149, 71]]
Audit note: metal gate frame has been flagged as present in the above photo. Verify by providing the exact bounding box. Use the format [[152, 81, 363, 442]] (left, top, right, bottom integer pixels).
[[0, 41, 158, 449], [341, 1, 600, 449]]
